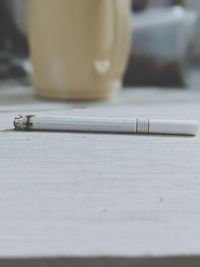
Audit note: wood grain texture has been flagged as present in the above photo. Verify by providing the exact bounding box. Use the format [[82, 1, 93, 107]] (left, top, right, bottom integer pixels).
[[0, 85, 200, 266]]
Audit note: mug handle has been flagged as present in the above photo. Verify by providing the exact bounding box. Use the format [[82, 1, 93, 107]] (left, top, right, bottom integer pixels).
[[112, 0, 131, 78], [94, 0, 130, 78]]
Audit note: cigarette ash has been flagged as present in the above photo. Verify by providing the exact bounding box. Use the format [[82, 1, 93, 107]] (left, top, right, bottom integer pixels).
[[14, 114, 34, 130]]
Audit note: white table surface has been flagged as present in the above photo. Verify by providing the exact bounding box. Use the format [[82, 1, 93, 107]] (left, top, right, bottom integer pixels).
[[0, 84, 200, 266]]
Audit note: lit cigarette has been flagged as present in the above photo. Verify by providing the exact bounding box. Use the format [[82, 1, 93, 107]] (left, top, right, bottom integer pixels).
[[14, 115, 199, 136]]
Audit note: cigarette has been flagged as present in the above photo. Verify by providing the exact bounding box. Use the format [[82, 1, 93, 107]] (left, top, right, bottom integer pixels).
[[14, 115, 199, 136]]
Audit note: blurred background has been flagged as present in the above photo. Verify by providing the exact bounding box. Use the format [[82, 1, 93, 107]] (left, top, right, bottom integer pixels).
[[0, 0, 200, 89]]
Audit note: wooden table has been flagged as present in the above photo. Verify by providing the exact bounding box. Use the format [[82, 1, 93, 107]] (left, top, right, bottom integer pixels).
[[0, 84, 200, 266]]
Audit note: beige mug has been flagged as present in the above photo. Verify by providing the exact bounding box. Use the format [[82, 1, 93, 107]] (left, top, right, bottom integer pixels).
[[28, 0, 131, 100]]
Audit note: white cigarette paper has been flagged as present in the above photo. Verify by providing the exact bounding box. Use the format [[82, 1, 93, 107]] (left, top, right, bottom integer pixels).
[[14, 115, 199, 136]]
